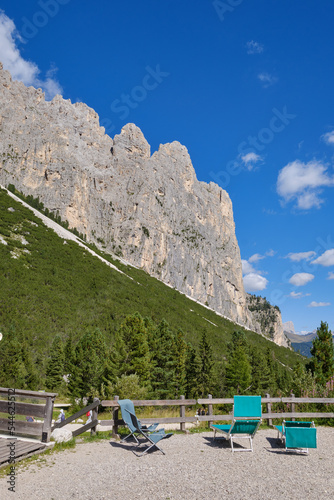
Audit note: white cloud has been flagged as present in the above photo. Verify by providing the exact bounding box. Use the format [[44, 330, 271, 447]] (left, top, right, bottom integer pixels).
[[288, 291, 311, 299], [277, 160, 334, 209], [0, 10, 62, 100], [241, 259, 255, 274], [246, 40, 264, 54], [258, 72, 278, 87], [322, 130, 334, 145], [248, 250, 275, 263], [243, 273, 268, 292], [327, 272, 334, 280], [308, 301, 330, 308], [286, 251, 316, 262], [266, 249, 275, 257], [240, 152, 262, 170], [311, 248, 334, 266], [248, 253, 265, 263], [289, 273, 314, 287]]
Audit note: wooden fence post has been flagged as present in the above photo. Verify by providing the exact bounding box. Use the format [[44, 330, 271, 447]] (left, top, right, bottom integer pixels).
[[180, 395, 186, 432], [207, 394, 213, 428], [91, 397, 99, 436], [42, 396, 55, 443], [265, 393, 272, 426], [112, 395, 119, 439], [291, 393, 295, 421]]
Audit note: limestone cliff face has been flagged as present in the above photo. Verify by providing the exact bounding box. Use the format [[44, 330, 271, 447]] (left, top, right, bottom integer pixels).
[[0, 63, 286, 343], [246, 295, 289, 347]]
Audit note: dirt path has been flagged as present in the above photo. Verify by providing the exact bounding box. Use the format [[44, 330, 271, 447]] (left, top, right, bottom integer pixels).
[[1, 428, 333, 500]]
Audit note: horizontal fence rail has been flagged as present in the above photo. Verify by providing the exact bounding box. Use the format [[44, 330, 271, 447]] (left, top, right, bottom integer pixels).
[[0, 387, 57, 442], [101, 394, 334, 435], [52, 398, 100, 437]]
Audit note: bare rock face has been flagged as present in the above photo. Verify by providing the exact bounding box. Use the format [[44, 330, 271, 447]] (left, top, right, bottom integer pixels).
[[0, 63, 286, 342], [247, 295, 289, 347]]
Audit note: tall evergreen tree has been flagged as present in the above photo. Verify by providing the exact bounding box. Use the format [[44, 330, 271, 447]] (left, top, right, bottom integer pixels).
[[45, 335, 65, 391], [185, 345, 201, 398], [225, 331, 252, 395], [197, 330, 214, 397], [0, 329, 29, 388], [64, 332, 75, 376], [172, 329, 188, 397], [250, 347, 270, 394], [68, 329, 108, 400], [310, 321, 334, 385], [117, 312, 151, 384], [150, 319, 177, 398]]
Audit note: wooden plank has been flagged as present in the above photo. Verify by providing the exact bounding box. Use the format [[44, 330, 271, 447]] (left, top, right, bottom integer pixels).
[[52, 400, 100, 430], [72, 419, 99, 437], [0, 387, 57, 399], [198, 398, 234, 405], [281, 397, 334, 404], [263, 412, 334, 419], [138, 416, 198, 424], [101, 399, 197, 407], [0, 418, 43, 436], [42, 397, 54, 442], [0, 400, 46, 418], [0, 438, 46, 466], [99, 420, 114, 426]]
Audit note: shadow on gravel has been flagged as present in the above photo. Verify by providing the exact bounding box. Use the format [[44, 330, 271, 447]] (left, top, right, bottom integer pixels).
[[202, 436, 246, 451], [108, 440, 158, 455], [109, 441, 138, 452], [264, 437, 309, 456], [266, 436, 283, 449]]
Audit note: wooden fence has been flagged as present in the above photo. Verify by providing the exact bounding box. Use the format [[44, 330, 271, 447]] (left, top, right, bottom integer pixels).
[[52, 398, 100, 437], [101, 394, 334, 436], [0, 387, 57, 442]]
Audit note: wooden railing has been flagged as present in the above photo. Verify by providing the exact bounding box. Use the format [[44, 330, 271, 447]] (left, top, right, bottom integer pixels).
[[101, 396, 197, 437], [0, 387, 57, 442], [101, 394, 334, 436], [52, 398, 100, 437]]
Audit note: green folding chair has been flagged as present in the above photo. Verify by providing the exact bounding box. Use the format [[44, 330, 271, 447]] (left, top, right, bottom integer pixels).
[[211, 395, 262, 452]]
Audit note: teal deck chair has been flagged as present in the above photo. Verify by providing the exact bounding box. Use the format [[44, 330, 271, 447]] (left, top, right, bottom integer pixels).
[[275, 420, 317, 454], [118, 399, 159, 444], [125, 409, 173, 456], [285, 427, 317, 454], [211, 395, 262, 452]]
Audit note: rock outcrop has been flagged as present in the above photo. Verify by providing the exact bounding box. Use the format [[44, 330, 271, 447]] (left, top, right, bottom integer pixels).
[[0, 63, 288, 345], [247, 295, 289, 347]]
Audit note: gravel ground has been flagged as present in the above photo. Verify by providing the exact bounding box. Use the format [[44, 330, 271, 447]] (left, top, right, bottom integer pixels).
[[1, 427, 333, 500]]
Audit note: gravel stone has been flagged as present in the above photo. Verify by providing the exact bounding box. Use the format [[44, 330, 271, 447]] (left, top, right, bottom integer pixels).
[[1, 428, 333, 499]]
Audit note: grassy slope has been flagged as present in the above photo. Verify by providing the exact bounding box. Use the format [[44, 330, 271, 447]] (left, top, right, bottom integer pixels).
[[0, 189, 302, 369]]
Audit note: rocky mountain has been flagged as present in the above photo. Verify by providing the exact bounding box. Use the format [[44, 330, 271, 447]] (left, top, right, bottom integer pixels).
[[247, 295, 289, 347], [0, 63, 289, 346]]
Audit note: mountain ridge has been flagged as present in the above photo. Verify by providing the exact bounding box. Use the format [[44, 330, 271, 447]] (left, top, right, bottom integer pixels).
[[0, 62, 288, 346]]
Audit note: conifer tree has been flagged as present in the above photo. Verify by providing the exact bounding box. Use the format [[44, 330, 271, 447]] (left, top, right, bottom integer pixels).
[[0, 329, 28, 388], [172, 329, 188, 397], [68, 329, 108, 400], [64, 332, 75, 376], [197, 330, 214, 397], [310, 321, 334, 385], [225, 331, 252, 395], [45, 335, 65, 391], [117, 312, 151, 384], [185, 345, 201, 398], [150, 319, 177, 398], [250, 347, 270, 394]]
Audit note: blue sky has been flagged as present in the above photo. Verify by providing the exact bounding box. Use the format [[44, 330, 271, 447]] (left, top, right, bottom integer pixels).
[[0, 0, 333, 334]]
